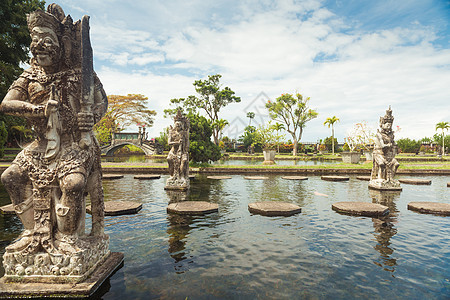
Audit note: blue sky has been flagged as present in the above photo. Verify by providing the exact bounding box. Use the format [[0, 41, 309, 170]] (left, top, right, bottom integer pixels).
[[49, 0, 449, 142]]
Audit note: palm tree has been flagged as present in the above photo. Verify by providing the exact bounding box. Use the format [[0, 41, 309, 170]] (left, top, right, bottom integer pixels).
[[271, 122, 285, 153], [213, 119, 229, 141], [435, 121, 449, 156], [323, 116, 340, 155], [246, 112, 255, 126]]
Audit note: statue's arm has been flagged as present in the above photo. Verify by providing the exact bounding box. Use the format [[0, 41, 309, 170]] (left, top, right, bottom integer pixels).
[[92, 74, 108, 124], [0, 87, 45, 118]]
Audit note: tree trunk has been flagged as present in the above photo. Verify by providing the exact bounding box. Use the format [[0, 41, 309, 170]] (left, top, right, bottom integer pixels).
[[293, 139, 298, 156], [332, 126, 335, 155]]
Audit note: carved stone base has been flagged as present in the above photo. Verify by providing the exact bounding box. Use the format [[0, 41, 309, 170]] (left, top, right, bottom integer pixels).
[[165, 177, 189, 191], [3, 235, 109, 283], [369, 179, 402, 191], [0, 252, 124, 298]]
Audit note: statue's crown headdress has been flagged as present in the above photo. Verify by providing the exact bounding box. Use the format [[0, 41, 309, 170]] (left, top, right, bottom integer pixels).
[[380, 106, 394, 123], [27, 4, 67, 36]]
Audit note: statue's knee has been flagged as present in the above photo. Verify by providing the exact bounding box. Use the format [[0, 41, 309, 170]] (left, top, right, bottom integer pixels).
[[60, 173, 86, 194], [1, 165, 25, 188]]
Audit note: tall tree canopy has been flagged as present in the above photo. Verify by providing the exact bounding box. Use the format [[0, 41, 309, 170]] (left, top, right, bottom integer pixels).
[[165, 74, 240, 145], [93, 94, 156, 145], [435, 121, 449, 156], [0, 0, 46, 147], [187, 113, 221, 163], [323, 116, 340, 155], [266, 92, 318, 156]]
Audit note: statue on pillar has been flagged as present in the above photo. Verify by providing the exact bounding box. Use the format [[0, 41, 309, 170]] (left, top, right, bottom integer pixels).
[[0, 4, 111, 282], [369, 106, 402, 191], [165, 110, 190, 191]]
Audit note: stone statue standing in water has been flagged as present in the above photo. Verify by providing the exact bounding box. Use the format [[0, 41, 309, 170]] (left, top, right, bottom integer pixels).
[[369, 106, 402, 191], [0, 4, 110, 282], [165, 110, 190, 191]]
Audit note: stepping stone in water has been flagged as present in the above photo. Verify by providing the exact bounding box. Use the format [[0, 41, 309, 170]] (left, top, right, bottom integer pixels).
[[102, 174, 124, 180], [356, 176, 371, 181], [281, 176, 308, 180], [244, 176, 269, 180], [248, 202, 301, 216], [407, 202, 450, 216], [0, 204, 15, 215], [167, 201, 218, 215], [398, 178, 431, 185], [134, 174, 161, 180], [87, 201, 142, 216], [207, 176, 232, 179], [332, 202, 389, 217], [321, 175, 349, 182]]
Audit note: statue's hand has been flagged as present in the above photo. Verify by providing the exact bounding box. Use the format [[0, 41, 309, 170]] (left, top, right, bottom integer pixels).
[[44, 100, 59, 117], [77, 112, 94, 131]]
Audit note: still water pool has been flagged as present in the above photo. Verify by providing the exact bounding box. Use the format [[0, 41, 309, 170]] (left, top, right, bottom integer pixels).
[[0, 175, 449, 299]]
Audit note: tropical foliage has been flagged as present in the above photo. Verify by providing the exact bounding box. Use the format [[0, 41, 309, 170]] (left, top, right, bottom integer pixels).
[[187, 113, 221, 163]]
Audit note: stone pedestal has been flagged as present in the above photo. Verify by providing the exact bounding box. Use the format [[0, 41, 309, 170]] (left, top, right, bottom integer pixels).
[[0, 252, 124, 298], [368, 179, 402, 191]]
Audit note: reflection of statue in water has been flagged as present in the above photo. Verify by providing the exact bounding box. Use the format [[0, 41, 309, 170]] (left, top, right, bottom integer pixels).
[[369, 190, 401, 273], [165, 110, 190, 191], [0, 4, 109, 281], [369, 107, 402, 191]]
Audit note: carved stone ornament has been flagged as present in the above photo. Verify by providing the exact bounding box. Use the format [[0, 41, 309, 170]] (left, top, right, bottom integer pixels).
[[0, 4, 110, 283], [165, 110, 190, 191], [369, 107, 402, 191]]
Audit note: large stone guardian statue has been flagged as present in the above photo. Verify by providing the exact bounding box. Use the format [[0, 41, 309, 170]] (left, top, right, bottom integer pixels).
[[369, 107, 402, 191], [0, 4, 115, 285], [165, 110, 190, 191]]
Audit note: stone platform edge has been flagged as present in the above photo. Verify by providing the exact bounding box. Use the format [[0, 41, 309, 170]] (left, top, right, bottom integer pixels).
[[0, 252, 124, 299]]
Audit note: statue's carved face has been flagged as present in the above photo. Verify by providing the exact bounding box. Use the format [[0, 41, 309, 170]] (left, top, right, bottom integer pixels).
[[30, 26, 60, 67], [381, 121, 392, 132]]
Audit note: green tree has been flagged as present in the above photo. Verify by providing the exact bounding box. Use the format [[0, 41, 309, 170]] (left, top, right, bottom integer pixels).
[[254, 122, 283, 150], [396, 138, 422, 153], [212, 118, 229, 141], [0, 0, 45, 147], [266, 92, 318, 156], [271, 122, 285, 153], [435, 121, 449, 156], [187, 113, 221, 163], [239, 125, 257, 149], [323, 116, 340, 155], [165, 74, 240, 145], [0, 121, 8, 157], [93, 94, 156, 146], [324, 136, 338, 152], [246, 112, 255, 126]]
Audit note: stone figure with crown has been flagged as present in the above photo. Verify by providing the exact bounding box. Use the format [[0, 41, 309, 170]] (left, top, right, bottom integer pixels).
[[369, 107, 402, 191], [0, 4, 112, 283], [165, 110, 190, 191]]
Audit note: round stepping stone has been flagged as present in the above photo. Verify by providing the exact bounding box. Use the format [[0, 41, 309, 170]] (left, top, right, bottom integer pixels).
[[398, 178, 431, 185], [332, 202, 389, 217], [356, 176, 371, 181], [0, 204, 15, 215], [207, 176, 232, 179], [281, 176, 308, 180], [244, 176, 269, 180], [102, 174, 124, 180], [134, 174, 161, 180], [321, 175, 349, 182], [248, 202, 301, 216], [167, 201, 218, 215], [87, 201, 142, 216], [407, 202, 450, 216]]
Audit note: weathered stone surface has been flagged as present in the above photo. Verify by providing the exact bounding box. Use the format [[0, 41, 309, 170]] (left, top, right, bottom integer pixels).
[[207, 176, 232, 179], [281, 176, 308, 180], [165, 110, 190, 191], [0, 252, 124, 298], [407, 202, 450, 216], [248, 202, 301, 216], [167, 201, 218, 215], [102, 174, 124, 180], [0, 204, 14, 215], [244, 176, 269, 180], [356, 176, 371, 181], [448, 182, 450, 187], [0, 4, 110, 284], [134, 174, 161, 180], [369, 107, 401, 190], [87, 201, 142, 216], [332, 202, 389, 217], [321, 175, 349, 181], [398, 178, 432, 185]]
